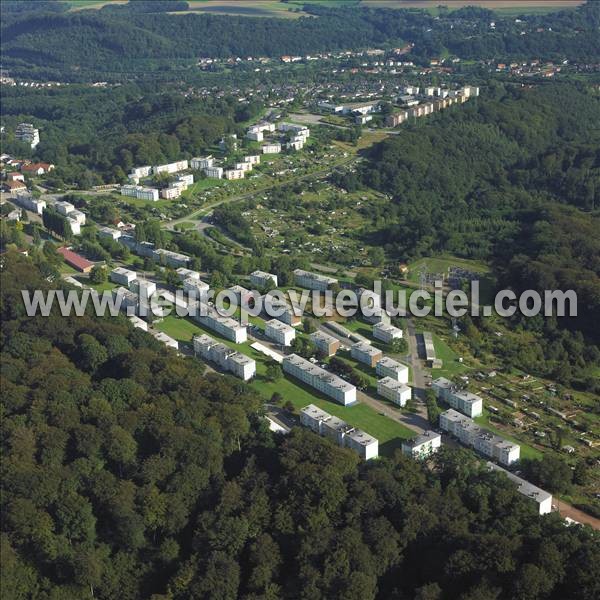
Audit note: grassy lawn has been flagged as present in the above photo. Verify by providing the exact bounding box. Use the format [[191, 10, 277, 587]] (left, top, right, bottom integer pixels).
[[155, 314, 414, 455], [430, 332, 470, 379], [407, 254, 490, 284]]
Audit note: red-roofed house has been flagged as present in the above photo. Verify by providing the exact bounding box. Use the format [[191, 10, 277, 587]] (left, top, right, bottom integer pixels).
[[57, 247, 94, 273], [1, 180, 27, 194], [22, 162, 55, 176]]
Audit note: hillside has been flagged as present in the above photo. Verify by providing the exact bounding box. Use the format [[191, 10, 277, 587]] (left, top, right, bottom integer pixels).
[[1, 1, 599, 81]]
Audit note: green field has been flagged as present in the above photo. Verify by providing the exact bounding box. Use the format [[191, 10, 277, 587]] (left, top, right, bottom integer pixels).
[[429, 332, 469, 379], [156, 314, 415, 455]]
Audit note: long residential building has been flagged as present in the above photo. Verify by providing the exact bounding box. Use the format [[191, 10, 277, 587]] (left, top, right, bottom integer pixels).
[[121, 184, 159, 201], [377, 377, 411, 407], [153, 249, 190, 268], [373, 322, 403, 343], [250, 270, 277, 288], [432, 377, 483, 418], [300, 404, 378, 460], [193, 334, 256, 381], [13, 191, 45, 214], [153, 160, 188, 175], [262, 143, 282, 154], [310, 330, 340, 357], [487, 463, 552, 515], [440, 409, 520, 466], [293, 268, 338, 291], [376, 356, 409, 383], [402, 431, 441, 459], [283, 354, 356, 405], [351, 342, 383, 368], [110, 267, 137, 287], [204, 166, 224, 179], [225, 169, 245, 180], [190, 156, 214, 170], [193, 303, 247, 343], [15, 123, 39, 148], [265, 319, 296, 346]]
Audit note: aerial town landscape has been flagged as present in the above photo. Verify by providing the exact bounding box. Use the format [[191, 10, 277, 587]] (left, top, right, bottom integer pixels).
[[0, 1, 599, 598]]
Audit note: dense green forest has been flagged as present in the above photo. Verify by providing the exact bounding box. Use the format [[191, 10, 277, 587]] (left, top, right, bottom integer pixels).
[[1, 1, 599, 81], [358, 80, 600, 386], [2, 253, 599, 599]]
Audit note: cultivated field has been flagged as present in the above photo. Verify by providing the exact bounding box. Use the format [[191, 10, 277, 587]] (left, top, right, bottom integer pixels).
[[362, 0, 585, 14], [182, 1, 309, 18]]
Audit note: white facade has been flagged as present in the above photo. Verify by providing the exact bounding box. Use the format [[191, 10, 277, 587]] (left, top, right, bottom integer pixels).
[[128, 315, 148, 331], [262, 143, 281, 154], [129, 165, 152, 179], [150, 330, 178, 350], [69, 210, 86, 225], [110, 267, 137, 286], [98, 226, 121, 240], [373, 322, 403, 344], [235, 162, 252, 172], [265, 319, 296, 346], [55, 200, 75, 216], [13, 191, 45, 214], [247, 131, 263, 142], [432, 377, 483, 418], [67, 219, 81, 236], [191, 156, 214, 170], [377, 377, 411, 407], [204, 166, 224, 179], [376, 357, 409, 383], [225, 169, 245, 180], [402, 431, 441, 459], [161, 186, 181, 199], [244, 155, 260, 165], [153, 160, 188, 175], [283, 354, 356, 406], [121, 185, 159, 201], [183, 277, 210, 299], [153, 249, 190, 268], [177, 267, 201, 281], [293, 268, 337, 291], [250, 270, 278, 289], [351, 342, 383, 368], [300, 404, 378, 460], [193, 334, 256, 381]]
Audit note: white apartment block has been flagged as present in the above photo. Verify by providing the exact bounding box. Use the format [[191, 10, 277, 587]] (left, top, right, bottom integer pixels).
[[204, 166, 224, 179], [54, 200, 75, 216], [177, 267, 201, 281], [128, 315, 148, 331], [110, 267, 137, 287], [278, 122, 309, 134], [262, 143, 281, 154], [183, 277, 210, 299], [193, 303, 247, 343], [13, 191, 45, 214], [402, 431, 441, 459], [98, 226, 121, 240], [373, 322, 403, 344], [69, 210, 86, 225], [153, 160, 188, 175], [225, 169, 245, 180], [250, 270, 278, 288], [432, 377, 483, 418], [293, 268, 338, 291], [375, 356, 409, 383], [193, 334, 256, 381], [300, 404, 378, 460], [153, 249, 190, 268], [129, 278, 156, 297], [265, 319, 296, 346], [235, 162, 252, 172], [191, 156, 214, 170], [283, 354, 356, 406], [15, 123, 39, 148], [377, 377, 411, 407], [247, 131, 264, 142], [440, 409, 520, 466], [487, 463, 552, 515], [351, 342, 383, 368], [161, 187, 181, 200], [129, 165, 152, 179], [309, 331, 340, 357], [121, 185, 159, 201], [112, 286, 139, 313], [248, 122, 275, 134], [244, 155, 260, 165], [68, 219, 81, 236], [287, 140, 304, 151]]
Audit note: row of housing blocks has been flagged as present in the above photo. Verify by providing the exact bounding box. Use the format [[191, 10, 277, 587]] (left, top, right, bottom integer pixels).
[[190, 153, 261, 181], [440, 409, 520, 466], [123, 161, 194, 200], [300, 404, 378, 460], [11, 192, 85, 235], [246, 121, 310, 152], [385, 85, 480, 127], [193, 334, 256, 381]]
